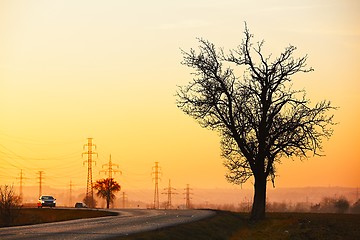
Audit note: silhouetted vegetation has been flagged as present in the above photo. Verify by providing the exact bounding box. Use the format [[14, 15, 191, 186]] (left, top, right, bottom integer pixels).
[[93, 178, 121, 209], [0, 185, 22, 227], [83, 195, 97, 208], [177, 24, 336, 220], [192, 195, 360, 215], [351, 199, 360, 214], [311, 196, 351, 214]]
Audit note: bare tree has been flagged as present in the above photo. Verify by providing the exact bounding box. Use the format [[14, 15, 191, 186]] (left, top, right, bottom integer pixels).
[[0, 185, 22, 227], [176, 25, 335, 220]]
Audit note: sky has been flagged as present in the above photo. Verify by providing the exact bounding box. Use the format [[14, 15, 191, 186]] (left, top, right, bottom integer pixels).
[[0, 0, 359, 195]]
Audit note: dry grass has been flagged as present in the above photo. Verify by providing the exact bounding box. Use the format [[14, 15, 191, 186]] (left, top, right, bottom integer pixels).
[[2, 209, 359, 239], [0, 208, 117, 227], [230, 212, 360, 240], [115, 211, 360, 240]]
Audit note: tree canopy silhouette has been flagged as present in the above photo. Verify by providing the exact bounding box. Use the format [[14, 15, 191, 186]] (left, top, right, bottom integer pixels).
[[93, 178, 121, 209], [176, 25, 336, 220]]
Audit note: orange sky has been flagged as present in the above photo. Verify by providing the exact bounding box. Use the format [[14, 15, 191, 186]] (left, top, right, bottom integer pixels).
[[0, 0, 359, 192]]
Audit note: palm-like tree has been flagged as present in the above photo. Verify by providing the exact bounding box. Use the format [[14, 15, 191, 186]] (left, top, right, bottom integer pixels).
[[93, 178, 121, 209]]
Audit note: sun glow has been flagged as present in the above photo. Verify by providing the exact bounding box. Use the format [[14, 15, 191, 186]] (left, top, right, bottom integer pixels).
[[1, 1, 359, 206]]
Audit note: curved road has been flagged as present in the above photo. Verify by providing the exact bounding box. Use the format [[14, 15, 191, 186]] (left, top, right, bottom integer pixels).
[[0, 209, 215, 239]]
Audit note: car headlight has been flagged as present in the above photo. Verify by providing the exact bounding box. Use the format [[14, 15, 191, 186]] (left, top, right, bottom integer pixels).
[[41, 200, 45, 203]]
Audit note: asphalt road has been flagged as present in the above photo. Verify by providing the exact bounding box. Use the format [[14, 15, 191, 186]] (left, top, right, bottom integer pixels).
[[0, 209, 215, 240]]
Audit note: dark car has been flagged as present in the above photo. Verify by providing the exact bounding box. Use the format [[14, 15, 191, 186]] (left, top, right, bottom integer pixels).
[[75, 202, 87, 208], [37, 195, 56, 208]]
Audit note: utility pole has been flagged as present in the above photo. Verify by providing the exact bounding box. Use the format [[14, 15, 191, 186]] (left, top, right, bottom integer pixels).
[[122, 192, 127, 208], [69, 180, 74, 207], [37, 171, 44, 197], [100, 154, 122, 180], [99, 154, 122, 209], [152, 162, 161, 209], [184, 184, 193, 209], [82, 138, 97, 208], [162, 179, 177, 209], [16, 169, 27, 201]]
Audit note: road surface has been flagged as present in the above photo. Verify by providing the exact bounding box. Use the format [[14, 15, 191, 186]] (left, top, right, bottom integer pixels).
[[0, 209, 215, 239]]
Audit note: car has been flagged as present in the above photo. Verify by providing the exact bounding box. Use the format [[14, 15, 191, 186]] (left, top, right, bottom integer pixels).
[[75, 202, 87, 208], [37, 195, 56, 208]]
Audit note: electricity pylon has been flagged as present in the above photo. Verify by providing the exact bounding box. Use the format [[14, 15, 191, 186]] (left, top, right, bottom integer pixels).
[[184, 184, 193, 209], [37, 171, 44, 197], [162, 179, 177, 209], [69, 180, 74, 207], [16, 169, 28, 201], [100, 154, 122, 180], [152, 162, 161, 209], [82, 138, 97, 208], [122, 192, 127, 208]]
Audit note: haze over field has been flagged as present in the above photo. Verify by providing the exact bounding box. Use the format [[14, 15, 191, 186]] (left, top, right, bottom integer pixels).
[[1, 0, 359, 203]]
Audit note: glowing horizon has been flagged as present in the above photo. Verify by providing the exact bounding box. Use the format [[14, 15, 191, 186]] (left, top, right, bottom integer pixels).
[[1, 0, 359, 194]]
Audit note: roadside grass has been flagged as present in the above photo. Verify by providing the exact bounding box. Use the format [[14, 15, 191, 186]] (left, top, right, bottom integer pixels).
[[0, 208, 117, 227], [108, 210, 241, 240], [2, 209, 359, 239], [114, 211, 360, 240]]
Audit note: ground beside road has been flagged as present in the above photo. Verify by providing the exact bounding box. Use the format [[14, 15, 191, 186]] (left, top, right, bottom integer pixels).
[[0, 208, 117, 227], [2, 209, 360, 239], [116, 211, 360, 240], [0, 209, 215, 240]]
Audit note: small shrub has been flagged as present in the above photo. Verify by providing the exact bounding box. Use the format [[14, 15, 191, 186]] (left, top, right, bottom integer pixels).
[[351, 199, 360, 214], [334, 197, 350, 213], [316, 196, 350, 213], [0, 185, 22, 227], [83, 195, 97, 208]]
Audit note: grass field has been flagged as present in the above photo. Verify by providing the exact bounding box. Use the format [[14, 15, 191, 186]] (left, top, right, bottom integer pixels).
[[115, 211, 360, 240], [2, 209, 359, 239], [0, 208, 117, 227]]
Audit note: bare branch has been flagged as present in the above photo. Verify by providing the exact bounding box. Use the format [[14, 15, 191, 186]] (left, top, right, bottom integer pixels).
[[176, 23, 336, 220]]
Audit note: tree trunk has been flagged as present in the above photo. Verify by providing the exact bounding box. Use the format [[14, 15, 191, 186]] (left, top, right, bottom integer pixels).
[[251, 173, 267, 221], [106, 195, 110, 209]]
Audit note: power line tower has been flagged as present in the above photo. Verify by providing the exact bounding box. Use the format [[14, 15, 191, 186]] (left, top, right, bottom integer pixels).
[[37, 171, 44, 197], [162, 179, 177, 209], [68, 180, 74, 207], [100, 154, 122, 180], [122, 192, 127, 208], [99, 154, 122, 209], [82, 138, 97, 208], [16, 169, 28, 201], [152, 162, 161, 209], [184, 184, 193, 209]]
